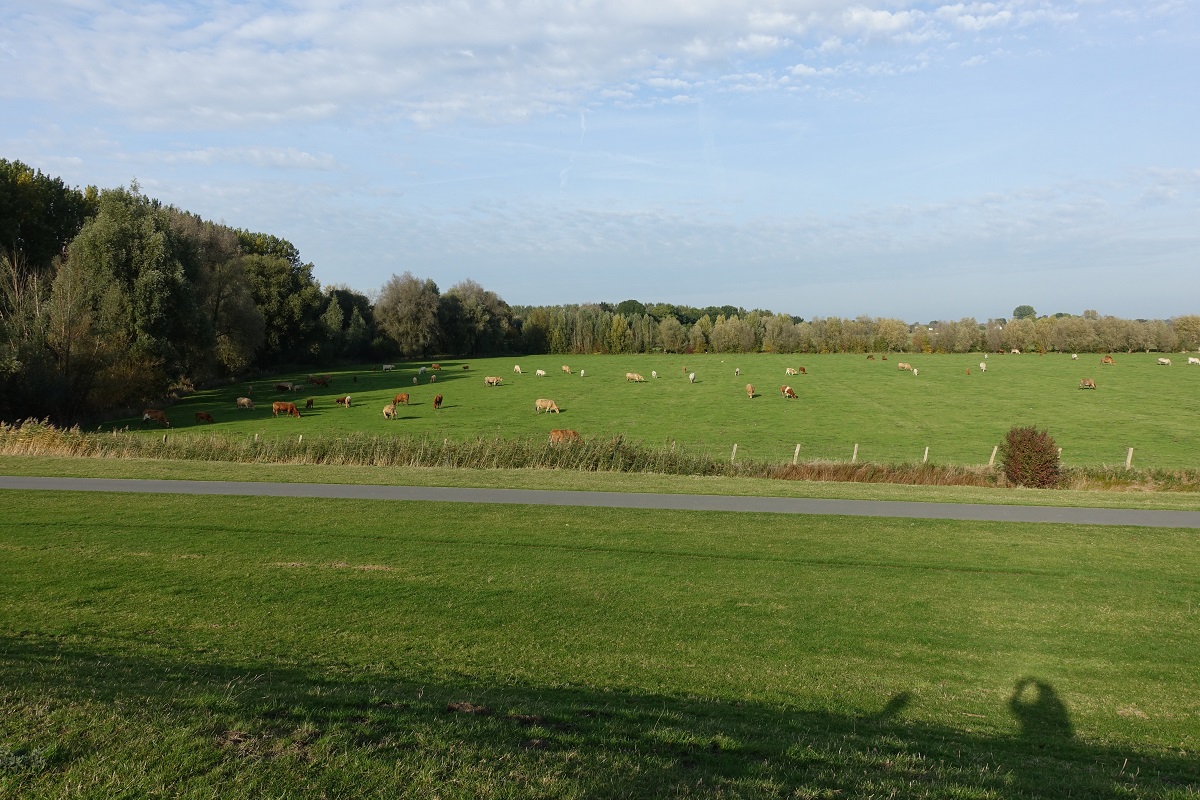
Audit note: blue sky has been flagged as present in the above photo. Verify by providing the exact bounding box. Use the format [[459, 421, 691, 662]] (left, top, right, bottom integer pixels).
[[3, 1, 1197, 322]]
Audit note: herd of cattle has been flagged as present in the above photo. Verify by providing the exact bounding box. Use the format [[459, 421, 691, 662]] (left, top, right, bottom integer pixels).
[[140, 352, 1197, 432]]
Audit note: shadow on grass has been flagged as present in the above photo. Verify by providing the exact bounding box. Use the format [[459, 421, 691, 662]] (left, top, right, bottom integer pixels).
[[1, 636, 1196, 798]]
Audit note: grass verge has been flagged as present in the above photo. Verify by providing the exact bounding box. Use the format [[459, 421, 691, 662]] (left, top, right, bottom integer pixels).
[[2, 491, 1198, 798]]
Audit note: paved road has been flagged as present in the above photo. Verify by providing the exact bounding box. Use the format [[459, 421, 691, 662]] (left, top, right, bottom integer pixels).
[[3, 476, 1199, 528]]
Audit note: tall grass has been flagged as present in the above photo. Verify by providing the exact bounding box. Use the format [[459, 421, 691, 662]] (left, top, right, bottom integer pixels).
[[6, 418, 1200, 492]]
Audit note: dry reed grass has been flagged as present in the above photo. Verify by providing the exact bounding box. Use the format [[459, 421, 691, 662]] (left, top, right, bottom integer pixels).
[[3, 419, 1199, 491]]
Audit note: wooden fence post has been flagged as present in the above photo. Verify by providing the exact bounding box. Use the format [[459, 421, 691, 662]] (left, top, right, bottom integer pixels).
[[1126, 447, 1134, 470], [922, 446, 929, 464], [852, 443, 858, 463], [792, 443, 801, 465], [731, 443, 738, 463], [988, 445, 998, 467]]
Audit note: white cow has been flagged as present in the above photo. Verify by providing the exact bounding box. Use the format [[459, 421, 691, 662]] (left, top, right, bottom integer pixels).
[[651, 370, 657, 379], [382, 364, 394, 371], [535, 369, 547, 377], [688, 372, 695, 384], [513, 365, 522, 374], [1158, 358, 1172, 366], [1188, 357, 1200, 365], [979, 362, 986, 373]]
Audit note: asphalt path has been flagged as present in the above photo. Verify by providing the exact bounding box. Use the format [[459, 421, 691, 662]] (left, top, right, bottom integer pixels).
[[3, 476, 1199, 528]]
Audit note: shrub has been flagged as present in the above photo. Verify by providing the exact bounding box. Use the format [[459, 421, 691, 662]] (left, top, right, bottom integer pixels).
[[999, 425, 1061, 488]]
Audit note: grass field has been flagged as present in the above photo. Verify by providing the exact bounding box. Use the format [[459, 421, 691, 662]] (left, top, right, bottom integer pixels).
[[2, 490, 1198, 798], [117, 352, 1200, 469]]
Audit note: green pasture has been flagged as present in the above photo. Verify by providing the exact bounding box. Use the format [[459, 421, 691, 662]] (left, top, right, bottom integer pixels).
[[131, 353, 1200, 469], [2, 490, 1198, 798]]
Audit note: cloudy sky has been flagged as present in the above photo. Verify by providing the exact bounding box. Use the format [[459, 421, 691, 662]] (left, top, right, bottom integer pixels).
[[4, 1, 1196, 321]]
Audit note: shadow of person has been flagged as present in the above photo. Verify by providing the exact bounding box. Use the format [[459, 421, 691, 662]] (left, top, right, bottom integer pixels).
[[866, 691, 913, 723], [1009, 677, 1074, 742]]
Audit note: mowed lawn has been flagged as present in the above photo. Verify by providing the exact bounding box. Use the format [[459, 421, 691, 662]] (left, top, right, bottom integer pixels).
[[136, 353, 1200, 469], [2, 490, 1198, 798]]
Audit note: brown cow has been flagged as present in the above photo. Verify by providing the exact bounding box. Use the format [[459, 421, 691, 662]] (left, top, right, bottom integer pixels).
[[561, 365, 572, 375], [393, 393, 410, 406], [272, 401, 300, 418], [335, 395, 352, 407], [305, 398, 314, 410], [549, 429, 581, 444], [236, 397, 254, 410], [625, 372, 645, 382], [195, 412, 215, 423], [382, 403, 396, 419], [433, 394, 443, 410], [141, 409, 170, 427], [780, 385, 797, 399], [897, 362, 913, 371], [746, 383, 755, 399], [431, 363, 441, 371], [275, 382, 295, 392], [1079, 378, 1097, 389], [535, 398, 560, 414], [785, 367, 798, 376], [1101, 354, 1115, 365], [867, 354, 875, 360], [484, 376, 503, 386], [308, 374, 332, 387]]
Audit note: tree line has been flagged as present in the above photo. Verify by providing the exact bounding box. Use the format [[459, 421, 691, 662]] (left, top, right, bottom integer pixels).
[[3, 159, 1198, 421]]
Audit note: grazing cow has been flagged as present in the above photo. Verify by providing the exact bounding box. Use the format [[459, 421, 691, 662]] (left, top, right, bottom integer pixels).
[[1079, 378, 1097, 389], [431, 363, 441, 371], [561, 365, 572, 375], [1011, 349, 1021, 355], [625, 372, 645, 382], [393, 393, 410, 406], [979, 361, 987, 373], [413, 377, 419, 385], [275, 382, 294, 392], [236, 397, 254, 410], [549, 429, 580, 444], [867, 354, 875, 360], [912, 368, 919, 377], [429, 374, 436, 383], [335, 395, 352, 407], [882, 354, 888, 361], [272, 401, 300, 418], [1101, 355, 1115, 365], [195, 412, 214, 423], [305, 398, 314, 410], [785, 367, 798, 376], [1188, 357, 1200, 366], [433, 394, 443, 410], [1158, 358, 1172, 366], [419, 366, 427, 374], [382, 364, 394, 372], [484, 376, 503, 386], [1071, 354, 1078, 360], [462, 365, 469, 370], [382, 403, 396, 419], [780, 385, 797, 399], [965, 368, 971, 376], [514, 365, 522, 374], [535, 369, 547, 377], [688, 372, 695, 384], [897, 362, 913, 371], [535, 398, 560, 414], [579, 369, 585, 378], [141, 409, 170, 427], [651, 370, 658, 379], [746, 383, 754, 399], [308, 375, 331, 387], [798, 366, 807, 375], [735, 367, 740, 376]]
